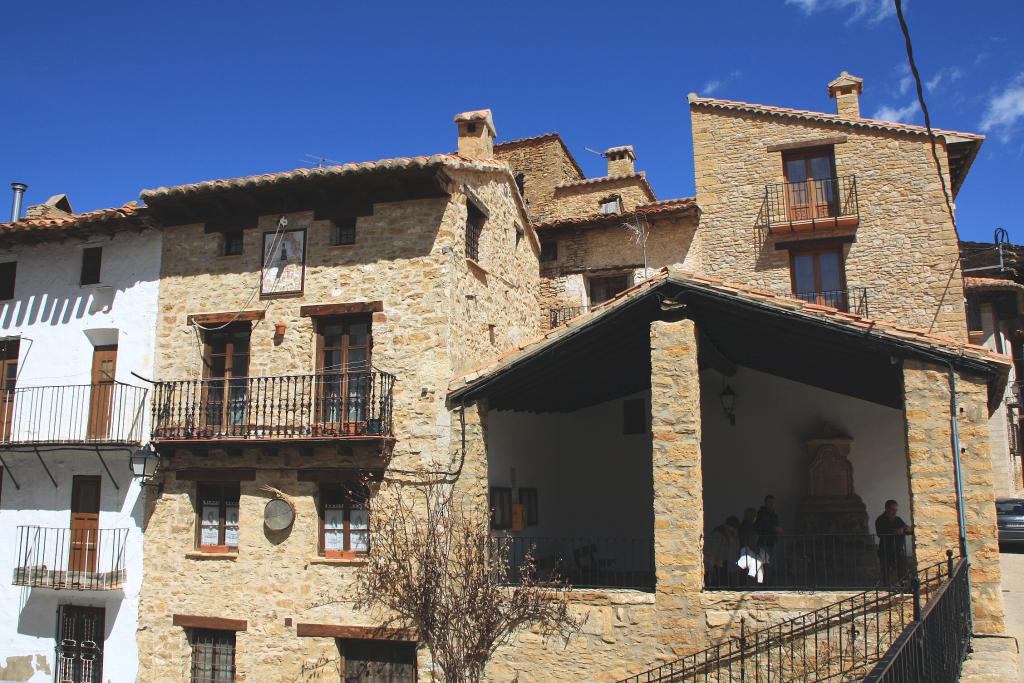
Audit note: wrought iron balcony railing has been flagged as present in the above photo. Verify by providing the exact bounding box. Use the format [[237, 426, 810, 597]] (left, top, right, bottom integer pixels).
[[789, 287, 869, 316], [548, 305, 590, 329], [758, 175, 859, 232], [498, 536, 655, 590], [13, 526, 128, 590], [0, 382, 148, 445], [151, 371, 395, 441], [705, 533, 912, 591]]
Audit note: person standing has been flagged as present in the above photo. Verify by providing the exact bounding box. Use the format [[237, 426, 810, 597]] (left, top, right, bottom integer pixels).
[[756, 495, 782, 553], [707, 516, 740, 587], [875, 499, 912, 585]]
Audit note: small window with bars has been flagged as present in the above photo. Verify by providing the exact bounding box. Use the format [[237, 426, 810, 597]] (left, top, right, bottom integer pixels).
[[331, 218, 357, 246], [222, 231, 244, 256], [190, 629, 236, 683], [466, 202, 485, 262], [489, 486, 512, 529]]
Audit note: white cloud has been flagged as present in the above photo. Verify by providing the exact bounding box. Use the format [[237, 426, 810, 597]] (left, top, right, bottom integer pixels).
[[785, 0, 895, 24], [703, 79, 723, 95], [980, 73, 1024, 140], [926, 67, 963, 93], [872, 99, 921, 123]]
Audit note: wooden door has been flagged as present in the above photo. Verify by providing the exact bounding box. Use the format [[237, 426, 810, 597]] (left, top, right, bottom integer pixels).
[[342, 640, 416, 683], [70, 476, 101, 575], [0, 339, 18, 442], [202, 324, 251, 435], [87, 345, 117, 440], [56, 605, 104, 683], [315, 317, 372, 434], [783, 150, 837, 221], [790, 247, 847, 309]]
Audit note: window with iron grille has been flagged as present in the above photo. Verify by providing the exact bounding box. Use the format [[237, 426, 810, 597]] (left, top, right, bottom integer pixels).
[[331, 218, 356, 246], [466, 202, 485, 262], [80, 247, 102, 285], [190, 629, 236, 683], [222, 231, 243, 256]]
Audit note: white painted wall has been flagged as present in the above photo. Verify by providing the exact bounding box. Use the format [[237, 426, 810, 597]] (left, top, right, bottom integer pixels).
[[0, 227, 160, 683], [977, 301, 1018, 496], [700, 365, 912, 538], [487, 391, 655, 540]]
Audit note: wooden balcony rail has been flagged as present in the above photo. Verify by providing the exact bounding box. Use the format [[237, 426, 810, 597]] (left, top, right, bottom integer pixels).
[[758, 175, 859, 232], [547, 305, 590, 329], [151, 371, 395, 442], [0, 382, 148, 445], [13, 526, 128, 590], [788, 287, 869, 316], [498, 536, 655, 590]]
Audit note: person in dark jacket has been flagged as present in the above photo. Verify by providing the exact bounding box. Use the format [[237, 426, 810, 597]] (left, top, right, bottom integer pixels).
[[875, 499, 912, 585], [756, 495, 782, 550]]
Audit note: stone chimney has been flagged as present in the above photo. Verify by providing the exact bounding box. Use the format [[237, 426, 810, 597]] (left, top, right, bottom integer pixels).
[[25, 194, 73, 220], [604, 146, 636, 176], [827, 71, 864, 118], [454, 109, 496, 160]]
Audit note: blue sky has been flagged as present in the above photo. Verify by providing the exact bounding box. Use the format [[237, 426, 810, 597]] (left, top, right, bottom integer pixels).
[[1, 0, 1021, 243]]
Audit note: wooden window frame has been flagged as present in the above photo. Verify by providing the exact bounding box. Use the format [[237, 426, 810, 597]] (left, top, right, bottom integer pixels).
[[0, 261, 16, 300], [489, 486, 512, 530], [0, 339, 19, 442], [517, 487, 539, 526], [314, 315, 373, 433], [788, 244, 848, 301], [466, 201, 485, 263], [781, 147, 839, 223], [196, 482, 241, 553], [188, 627, 237, 683], [588, 273, 632, 306], [80, 247, 102, 286], [317, 481, 370, 559], [222, 231, 244, 257], [330, 218, 357, 246]]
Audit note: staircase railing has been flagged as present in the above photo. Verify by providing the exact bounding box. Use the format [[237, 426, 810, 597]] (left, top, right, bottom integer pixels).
[[618, 553, 955, 683]]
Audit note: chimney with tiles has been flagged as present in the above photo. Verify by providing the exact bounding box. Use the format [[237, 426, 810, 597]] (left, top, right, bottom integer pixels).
[[25, 194, 74, 220], [9, 182, 26, 222], [828, 71, 864, 118], [454, 109, 496, 161], [604, 146, 636, 176]]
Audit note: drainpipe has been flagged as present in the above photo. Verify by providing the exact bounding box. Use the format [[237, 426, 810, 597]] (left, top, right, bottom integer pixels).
[[946, 363, 974, 629]]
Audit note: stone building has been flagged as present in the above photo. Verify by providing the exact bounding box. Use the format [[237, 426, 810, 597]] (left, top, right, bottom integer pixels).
[[0, 69, 1010, 683], [133, 110, 542, 682], [0, 198, 161, 682]]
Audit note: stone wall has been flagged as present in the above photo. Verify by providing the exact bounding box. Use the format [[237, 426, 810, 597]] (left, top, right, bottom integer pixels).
[[546, 176, 654, 223], [139, 170, 541, 681], [902, 359, 1005, 634], [537, 211, 699, 322], [691, 105, 968, 338], [494, 137, 583, 222]]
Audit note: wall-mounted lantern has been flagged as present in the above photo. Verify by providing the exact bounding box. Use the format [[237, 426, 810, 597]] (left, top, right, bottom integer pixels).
[[129, 444, 160, 482], [720, 385, 737, 427]]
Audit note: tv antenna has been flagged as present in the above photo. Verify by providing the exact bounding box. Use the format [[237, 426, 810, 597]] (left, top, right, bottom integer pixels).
[[301, 154, 342, 169]]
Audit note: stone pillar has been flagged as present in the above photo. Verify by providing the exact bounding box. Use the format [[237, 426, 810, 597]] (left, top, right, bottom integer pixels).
[[650, 318, 706, 655], [903, 359, 1005, 634], [450, 400, 490, 514]]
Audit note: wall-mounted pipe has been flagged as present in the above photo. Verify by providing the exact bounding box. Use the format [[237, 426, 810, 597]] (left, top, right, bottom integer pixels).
[[10, 182, 26, 221]]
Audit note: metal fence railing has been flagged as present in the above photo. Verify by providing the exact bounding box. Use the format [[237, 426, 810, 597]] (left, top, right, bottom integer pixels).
[[787, 287, 869, 317], [151, 371, 395, 441], [499, 536, 655, 590], [13, 526, 128, 590], [705, 533, 911, 591], [548, 305, 590, 329], [619, 552, 956, 683], [861, 555, 971, 683], [758, 175, 859, 231], [0, 382, 148, 445]]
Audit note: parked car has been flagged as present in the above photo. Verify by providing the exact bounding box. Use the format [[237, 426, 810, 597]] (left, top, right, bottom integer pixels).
[[996, 498, 1024, 545]]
